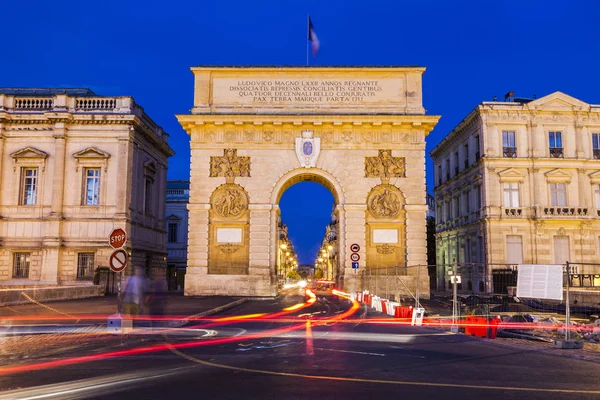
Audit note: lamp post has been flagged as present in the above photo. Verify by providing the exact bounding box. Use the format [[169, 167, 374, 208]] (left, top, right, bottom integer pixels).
[[327, 244, 333, 280], [279, 243, 287, 282]]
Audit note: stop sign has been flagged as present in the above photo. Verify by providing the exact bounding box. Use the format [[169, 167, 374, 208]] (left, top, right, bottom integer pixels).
[[109, 228, 127, 249]]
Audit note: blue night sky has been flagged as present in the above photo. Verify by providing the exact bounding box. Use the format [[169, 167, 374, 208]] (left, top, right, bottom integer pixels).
[[2, 1, 599, 264]]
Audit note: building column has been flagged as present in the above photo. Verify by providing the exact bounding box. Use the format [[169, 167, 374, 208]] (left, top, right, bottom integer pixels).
[[50, 125, 67, 217], [578, 168, 590, 207], [0, 128, 4, 203], [575, 124, 584, 159], [116, 137, 132, 217]]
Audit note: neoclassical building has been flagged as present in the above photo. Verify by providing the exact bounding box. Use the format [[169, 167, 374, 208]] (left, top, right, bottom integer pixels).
[[166, 180, 190, 290], [0, 88, 173, 287], [177, 66, 439, 297], [431, 92, 600, 292]]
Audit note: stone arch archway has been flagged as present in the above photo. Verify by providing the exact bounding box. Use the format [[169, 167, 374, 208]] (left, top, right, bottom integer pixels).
[[178, 66, 439, 297], [270, 168, 346, 286]]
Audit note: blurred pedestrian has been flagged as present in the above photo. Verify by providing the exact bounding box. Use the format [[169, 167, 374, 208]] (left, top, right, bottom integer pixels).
[[122, 267, 145, 316], [147, 278, 168, 331]]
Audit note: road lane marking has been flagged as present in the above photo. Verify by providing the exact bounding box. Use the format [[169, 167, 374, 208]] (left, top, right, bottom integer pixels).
[[314, 348, 384, 357], [167, 347, 600, 395]]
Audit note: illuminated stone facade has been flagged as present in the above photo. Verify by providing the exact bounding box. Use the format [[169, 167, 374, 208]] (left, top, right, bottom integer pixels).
[[178, 67, 439, 297], [432, 92, 600, 292], [0, 89, 174, 286]]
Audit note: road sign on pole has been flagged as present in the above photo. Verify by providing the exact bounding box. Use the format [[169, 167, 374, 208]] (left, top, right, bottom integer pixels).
[[350, 243, 360, 253], [109, 249, 128, 273], [350, 253, 360, 262], [352, 262, 359, 269], [109, 228, 127, 249]]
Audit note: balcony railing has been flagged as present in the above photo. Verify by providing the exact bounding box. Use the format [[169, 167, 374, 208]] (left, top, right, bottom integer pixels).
[[75, 98, 117, 111], [503, 208, 523, 217], [14, 98, 54, 110], [594, 148, 600, 160], [503, 147, 517, 158], [549, 147, 564, 158], [543, 207, 588, 217]]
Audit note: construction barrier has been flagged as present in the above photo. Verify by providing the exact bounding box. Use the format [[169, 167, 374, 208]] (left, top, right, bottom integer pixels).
[[464, 316, 501, 339], [395, 305, 413, 319]]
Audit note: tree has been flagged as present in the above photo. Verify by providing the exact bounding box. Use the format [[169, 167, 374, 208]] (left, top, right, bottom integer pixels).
[[313, 269, 324, 279], [287, 269, 300, 281]]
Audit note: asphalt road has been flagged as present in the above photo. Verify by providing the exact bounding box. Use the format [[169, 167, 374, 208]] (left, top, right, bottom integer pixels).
[[1, 289, 599, 400]]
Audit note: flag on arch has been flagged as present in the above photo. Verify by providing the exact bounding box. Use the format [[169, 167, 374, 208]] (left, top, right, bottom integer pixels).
[[308, 16, 320, 57]]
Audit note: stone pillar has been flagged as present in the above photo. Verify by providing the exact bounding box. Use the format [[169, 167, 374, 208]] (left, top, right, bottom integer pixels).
[[248, 203, 276, 296], [569, 123, 587, 159], [532, 122, 544, 158], [116, 137, 132, 217], [270, 205, 279, 283], [50, 126, 67, 217], [184, 203, 210, 296], [342, 204, 364, 294], [0, 128, 4, 202], [405, 203, 430, 299], [578, 168, 590, 207], [40, 245, 60, 284]]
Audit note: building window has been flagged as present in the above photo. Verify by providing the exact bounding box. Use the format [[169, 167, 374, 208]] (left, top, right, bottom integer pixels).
[[503, 182, 520, 207], [13, 252, 31, 278], [549, 131, 563, 158], [474, 186, 481, 210], [77, 253, 95, 280], [445, 159, 450, 181], [594, 184, 600, 209], [454, 196, 460, 218], [475, 136, 481, 160], [506, 236, 523, 265], [144, 178, 153, 215], [593, 133, 600, 159], [444, 200, 451, 221], [437, 165, 442, 185], [168, 222, 178, 243], [454, 152, 459, 175], [550, 183, 567, 206], [83, 168, 100, 205], [463, 190, 470, 214], [502, 131, 517, 157], [20, 168, 38, 205], [464, 143, 469, 169]]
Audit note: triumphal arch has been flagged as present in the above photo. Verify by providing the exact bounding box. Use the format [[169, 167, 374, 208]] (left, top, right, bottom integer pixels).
[[177, 67, 439, 297]]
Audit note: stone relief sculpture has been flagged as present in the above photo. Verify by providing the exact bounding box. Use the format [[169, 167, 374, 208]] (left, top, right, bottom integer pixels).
[[210, 149, 251, 183], [367, 184, 402, 218], [365, 149, 405, 184], [211, 184, 249, 218]]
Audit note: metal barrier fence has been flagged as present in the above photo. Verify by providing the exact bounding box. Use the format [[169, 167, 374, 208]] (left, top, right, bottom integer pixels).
[[357, 262, 600, 318]]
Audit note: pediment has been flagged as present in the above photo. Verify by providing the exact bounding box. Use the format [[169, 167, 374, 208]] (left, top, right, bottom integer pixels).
[[144, 161, 157, 173], [544, 168, 572, 183], [166, 214, 182, 221], [73, 147, 111, 160], [497, 167, 526, 182], [11, 147, 49, 160], [525, 91, 589, 111], [589, 170, 600, 184]]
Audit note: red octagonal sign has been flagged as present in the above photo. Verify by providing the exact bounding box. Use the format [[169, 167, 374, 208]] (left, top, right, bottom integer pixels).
[[109, 228, 127, 249]]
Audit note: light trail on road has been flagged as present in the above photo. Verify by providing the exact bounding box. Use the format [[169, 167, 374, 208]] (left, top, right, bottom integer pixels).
[[0, 291, 359, 377]]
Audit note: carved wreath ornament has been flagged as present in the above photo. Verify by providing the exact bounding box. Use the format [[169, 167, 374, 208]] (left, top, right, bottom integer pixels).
[[211, 184, 248, 218], [367, 184, 402, 218]]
